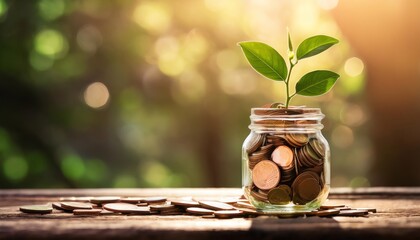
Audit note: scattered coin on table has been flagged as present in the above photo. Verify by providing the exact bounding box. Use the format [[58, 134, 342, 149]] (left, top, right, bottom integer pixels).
[[73, 209, 102, 216], [198, 201, 235, 211], [103, 203, 152, 214], [120, 197, 144, 204], [18, 195, 376, 219], [19, 205, 53, 214], [60, 202, 93, 211], [186, 207, 215, 215], [170, 199, 200, 207]]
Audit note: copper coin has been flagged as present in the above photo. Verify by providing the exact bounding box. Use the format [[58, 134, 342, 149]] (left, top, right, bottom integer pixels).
[[297, 177, 321, 201], [198, 201, 234, 211], [214, 210, 244, 219], [316, 209, 340, 217], [141, 197, 167, 204], [245, 133, 264, 154], [250, 189, 269, 202], [120, 197, 144, 204], [103, 203, 151, 214], [186, 207, 215, 215], [52, 202, 66, 211], [272, 145, 294, 167], [170, 199, 200, 207], [60, 202, 93, 211], [267, 185, 291, 204], [338, 209, 369, 216], [252, 160, 281, 190], [73, 209, 102, 216], [19, 205, 53, 214], [149, 204, 176, 211], [320, 204, 346, 210], [353, 208, 377, 213], [233, 201, 256, 210]]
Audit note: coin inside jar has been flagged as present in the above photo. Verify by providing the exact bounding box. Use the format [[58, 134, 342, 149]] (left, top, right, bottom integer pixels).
[[271, 145, 294, 167], [252, 160, 281, 190], [267, 185, 292, 204]]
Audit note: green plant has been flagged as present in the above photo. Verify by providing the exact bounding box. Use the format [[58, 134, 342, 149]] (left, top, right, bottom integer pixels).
[[238, 32, 340, 108]]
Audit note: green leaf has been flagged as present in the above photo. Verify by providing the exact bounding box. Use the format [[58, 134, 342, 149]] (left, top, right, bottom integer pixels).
[[296, 35, 339, 60], [295, 70, 339, 96], [238, 41, 287, 81]]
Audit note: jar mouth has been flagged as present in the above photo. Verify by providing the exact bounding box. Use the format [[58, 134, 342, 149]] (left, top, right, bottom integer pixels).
[[249, 107, 325, 133], [251, 107, 324, 117]]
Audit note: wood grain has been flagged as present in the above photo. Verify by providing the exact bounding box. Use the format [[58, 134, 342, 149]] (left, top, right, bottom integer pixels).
[[1, 188, 419, 240]]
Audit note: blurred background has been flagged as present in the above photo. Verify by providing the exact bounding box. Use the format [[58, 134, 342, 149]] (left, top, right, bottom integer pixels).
[[1, 0, 419, 188]]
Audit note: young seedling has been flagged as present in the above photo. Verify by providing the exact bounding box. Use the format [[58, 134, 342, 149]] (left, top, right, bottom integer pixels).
[[238, 32, 340, 108]]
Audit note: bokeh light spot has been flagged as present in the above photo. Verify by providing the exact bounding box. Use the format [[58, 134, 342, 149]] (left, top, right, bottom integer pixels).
[[219, 70, 257, 95], [132, 2, 170, 34], [60, 154, 85, 181], [83, 82, 110, 109], [141, 161, 171, 187], [0, 0, 7, 18], [331, 125, 354, 148], [38, 0, 65, 21], [3, 156, 28, 182], [155, 36, 179, 60], [344, 57, 364, 77], [34, 29, 68, 58], [158, 57, 186, 76], [182, 30, 208, 64]]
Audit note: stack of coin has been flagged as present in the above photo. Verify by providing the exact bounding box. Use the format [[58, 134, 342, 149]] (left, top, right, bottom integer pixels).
[[149, 204, 184, 215], [250, 187, 269, 202], [295, 138, 324, 169], [103, 203, 153, 215], [291, 171, 322, 205], [267, 185, 292, 204], [245, 133, 265, 154], [285, 133, 309, 147], [266, 135, 288, 147], [248, 144, 274, 169], [271, 145, 296, 183]]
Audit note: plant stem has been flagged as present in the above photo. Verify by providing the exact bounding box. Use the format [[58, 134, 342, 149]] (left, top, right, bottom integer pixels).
[[285, 61, 295, 108]]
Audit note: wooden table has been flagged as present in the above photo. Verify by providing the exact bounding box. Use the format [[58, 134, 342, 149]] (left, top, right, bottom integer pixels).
[[1, 188, 419, 239]]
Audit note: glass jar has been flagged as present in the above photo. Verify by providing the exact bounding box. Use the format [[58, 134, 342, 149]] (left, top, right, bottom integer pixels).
[[242, 107, 330, 213]]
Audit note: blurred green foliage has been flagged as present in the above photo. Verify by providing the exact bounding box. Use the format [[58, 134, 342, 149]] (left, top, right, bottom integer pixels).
[[0, 0, 369, 188]]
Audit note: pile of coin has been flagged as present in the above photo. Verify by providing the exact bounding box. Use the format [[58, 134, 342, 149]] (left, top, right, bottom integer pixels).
[[19, 195, 376, 219], [245, 132, 326, 205]]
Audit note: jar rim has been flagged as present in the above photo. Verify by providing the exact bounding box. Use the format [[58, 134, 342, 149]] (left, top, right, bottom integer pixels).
[[251, 107, 324, 118], [249, 107, 325, 132]]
